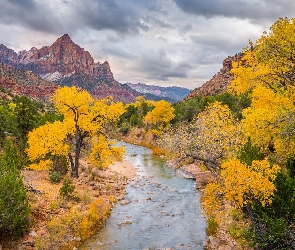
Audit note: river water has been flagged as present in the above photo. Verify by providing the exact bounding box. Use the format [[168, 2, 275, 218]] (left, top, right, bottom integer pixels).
[[80, 142, 207, 250]]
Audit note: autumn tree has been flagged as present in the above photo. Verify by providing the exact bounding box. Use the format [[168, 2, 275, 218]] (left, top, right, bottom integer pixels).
[[26, 86, 125, 178], [144, 100, 175, 134], [158, 102, 242, 169]]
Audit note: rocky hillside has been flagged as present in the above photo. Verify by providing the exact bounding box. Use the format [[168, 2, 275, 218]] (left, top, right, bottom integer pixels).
[[184, 54, 242, 101], [126, 82, 190, 102], [0, 34, 142, 103], [0, 64, 57, 102]]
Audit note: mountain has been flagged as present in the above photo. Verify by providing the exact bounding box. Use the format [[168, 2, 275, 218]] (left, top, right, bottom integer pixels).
[[126, 82, 191, 102], [0, 34, 112, 79], [0, 34, 139, 103], [184, 54, 243, 101]]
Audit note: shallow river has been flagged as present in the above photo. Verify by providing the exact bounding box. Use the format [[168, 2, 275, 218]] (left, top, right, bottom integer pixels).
[[80, 142, 207, 250]]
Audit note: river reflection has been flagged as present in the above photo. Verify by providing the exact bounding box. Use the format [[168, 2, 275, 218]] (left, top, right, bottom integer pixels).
[[80, 142, 206, 250]]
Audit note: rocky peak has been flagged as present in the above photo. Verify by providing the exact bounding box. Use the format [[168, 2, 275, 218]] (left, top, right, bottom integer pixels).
[[0, 34, 115, 82], [184, 54, 243, 101]]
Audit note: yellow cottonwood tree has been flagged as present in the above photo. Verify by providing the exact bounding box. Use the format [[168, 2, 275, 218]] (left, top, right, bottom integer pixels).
[[27, 86, 125, 178], [229, 17, 295, 95], [202, 158, 280, 221], [191, 102, 242, 168], [144, 100, 175, 134], [157, 102, 242, 169]]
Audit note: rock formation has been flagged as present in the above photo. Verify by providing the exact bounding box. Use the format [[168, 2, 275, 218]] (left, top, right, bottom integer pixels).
[[184, 54, 243, 101], [0, 34, 114, 81], [0, 64, 58, 102], [0, 34, 142, 103]]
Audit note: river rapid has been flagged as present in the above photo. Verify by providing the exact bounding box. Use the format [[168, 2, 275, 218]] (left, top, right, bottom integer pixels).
[[80, 142, 207, 250]]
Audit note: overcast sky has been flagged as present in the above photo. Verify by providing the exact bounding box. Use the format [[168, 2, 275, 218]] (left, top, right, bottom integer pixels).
[[0, 0, 294, 89]]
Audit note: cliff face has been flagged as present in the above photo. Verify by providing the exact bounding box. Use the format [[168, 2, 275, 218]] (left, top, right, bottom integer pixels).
[[184, 54, 242, 101], [0, 64, 58, 102], [0, 35, 141, 103], [0, 34, 114, 81]]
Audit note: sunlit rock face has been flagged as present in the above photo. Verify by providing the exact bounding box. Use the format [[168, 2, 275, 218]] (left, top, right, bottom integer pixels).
[[184, 54, 243, 101], [0, 34, 114, 81]]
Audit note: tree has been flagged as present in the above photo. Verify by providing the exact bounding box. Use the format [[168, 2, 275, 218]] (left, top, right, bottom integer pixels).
[[144, 100, 175, 134], [158, 102, 242, 169], [229, 17, 295, 94], [26, 86, 125, 178], [14, 96, 40, 141], [202, 158, 280, 236], [0, 141, 30, 241]]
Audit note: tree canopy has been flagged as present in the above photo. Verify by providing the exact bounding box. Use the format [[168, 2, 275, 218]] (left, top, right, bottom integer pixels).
[[26, 86, 125, 178]]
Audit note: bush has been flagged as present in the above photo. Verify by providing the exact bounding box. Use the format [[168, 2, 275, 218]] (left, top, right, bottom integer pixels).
[[59, 178, 75, 199], [51, 155, 68, 175], [49, 171, 62, 183], [0, 141, 30, 240], [206, 217, 218, 236]]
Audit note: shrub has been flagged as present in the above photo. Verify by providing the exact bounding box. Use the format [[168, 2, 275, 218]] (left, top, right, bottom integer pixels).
[[0, 141, 30, 240], [206, 217, 218, 236], [51, 155, 68, 175], [49, 171, 62, 183], [59, 178, 75, 199]]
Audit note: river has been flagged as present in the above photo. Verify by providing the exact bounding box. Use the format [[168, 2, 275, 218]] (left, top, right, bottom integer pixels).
[[80, 142, 207, 250]]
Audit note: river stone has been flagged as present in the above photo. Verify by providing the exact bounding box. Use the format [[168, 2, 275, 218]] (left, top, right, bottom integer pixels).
[[120, 199, 130, 205], [195, 171, 216, 189], [118, 220, 132, 226]]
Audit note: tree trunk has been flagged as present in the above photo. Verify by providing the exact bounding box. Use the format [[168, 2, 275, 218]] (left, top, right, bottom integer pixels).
[[68, 153, 78, 178], [246, 203, 263, 238]]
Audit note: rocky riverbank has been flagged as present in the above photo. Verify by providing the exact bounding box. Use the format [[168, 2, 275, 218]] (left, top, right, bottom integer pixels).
[[1, 159, 137, 250]]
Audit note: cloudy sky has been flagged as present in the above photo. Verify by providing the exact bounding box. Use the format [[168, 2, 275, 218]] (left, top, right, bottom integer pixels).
[[0, 0, 294, 89]]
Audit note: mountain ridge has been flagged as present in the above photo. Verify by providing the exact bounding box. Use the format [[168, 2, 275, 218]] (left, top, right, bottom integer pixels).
[[184, 54, 243, 101]]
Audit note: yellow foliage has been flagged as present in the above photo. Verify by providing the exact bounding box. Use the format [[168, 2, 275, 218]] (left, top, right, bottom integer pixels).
[[229, 17, 295, 94], [26, 86, 125, 175], [221, 158, 279, 208], [144, 100, 175, 132], [193, 101, 243, 163], [47, 197, 113, 247], [28, 159, 52, 171], [89, 135, 124, 168], [202, 158, 280, 222]]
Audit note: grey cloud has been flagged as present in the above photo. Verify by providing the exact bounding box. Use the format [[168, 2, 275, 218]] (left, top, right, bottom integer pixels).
[[0, 0, 64, 34], [8, 0, 36, 9], [148, 5, 168, 16], [140, 50, 191, 81], [76, 0, 149, 35], [174, 0, 295, 21]]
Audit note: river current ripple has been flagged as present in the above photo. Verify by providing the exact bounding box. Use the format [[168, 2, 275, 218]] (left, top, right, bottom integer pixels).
[[80, 142, 207, 250]]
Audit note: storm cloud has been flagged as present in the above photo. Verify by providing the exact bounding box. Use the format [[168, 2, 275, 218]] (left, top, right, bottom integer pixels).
[[0, 0, 294, 89], [174, 0, 295, 22]]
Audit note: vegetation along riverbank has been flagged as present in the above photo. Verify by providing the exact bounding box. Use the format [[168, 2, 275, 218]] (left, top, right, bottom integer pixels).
[[2, 16, 295, 250]]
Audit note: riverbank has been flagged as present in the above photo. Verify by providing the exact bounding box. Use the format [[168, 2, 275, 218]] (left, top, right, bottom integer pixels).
[[2, 158, 137, 250]]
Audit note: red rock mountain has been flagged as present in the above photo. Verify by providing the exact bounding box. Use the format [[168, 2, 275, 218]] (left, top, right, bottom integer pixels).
[[0, 34, 114, 80], [184, 54, 242, 101], [0, 34, 140, 103]]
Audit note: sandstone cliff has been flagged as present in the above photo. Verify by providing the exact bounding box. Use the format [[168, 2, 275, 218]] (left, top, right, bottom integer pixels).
[[184, 54, 242, 101], [0, 34, 114, 81]]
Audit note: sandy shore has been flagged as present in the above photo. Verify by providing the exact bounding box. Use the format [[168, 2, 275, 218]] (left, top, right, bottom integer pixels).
[[107, 159, 138, 180]]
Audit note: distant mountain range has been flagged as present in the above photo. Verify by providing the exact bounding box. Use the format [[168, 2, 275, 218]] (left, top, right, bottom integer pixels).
[[126, 82, 190, 102], [0, 34, 192, 103]]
